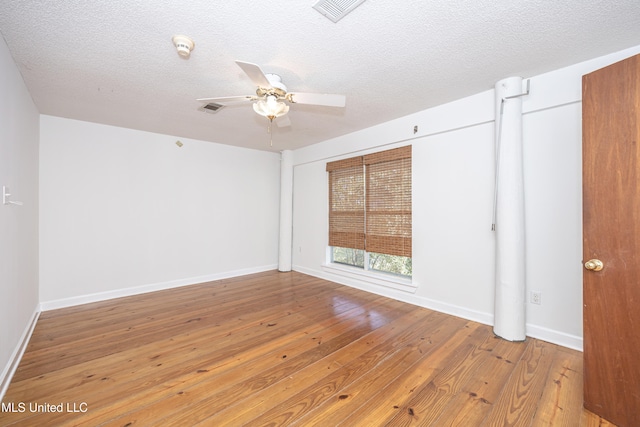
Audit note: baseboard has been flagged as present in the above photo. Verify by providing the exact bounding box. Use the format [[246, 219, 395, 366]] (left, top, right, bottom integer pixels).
[[293, 264, 583, 351], [40, 264, 278, 311], [0, 306, 40, 401], [525, 323, 583, 352]]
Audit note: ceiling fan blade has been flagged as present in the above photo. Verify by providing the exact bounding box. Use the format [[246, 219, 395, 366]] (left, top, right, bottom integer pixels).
[[235, 60, 272, 89], [275, 115, 291, 128], [196, 95, 255, 103], [287, 92, 346, 107]]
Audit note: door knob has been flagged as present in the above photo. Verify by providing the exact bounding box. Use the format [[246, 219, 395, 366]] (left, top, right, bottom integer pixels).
[[584, 259, 604, 271]]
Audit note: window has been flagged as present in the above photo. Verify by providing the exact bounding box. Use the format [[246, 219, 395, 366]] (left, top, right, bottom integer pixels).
[[327, 146, 412, 277]]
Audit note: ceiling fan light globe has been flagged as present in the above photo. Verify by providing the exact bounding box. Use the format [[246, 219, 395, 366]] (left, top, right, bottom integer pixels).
[[253, 97, 289, 119], [273, 101, 289, 117]]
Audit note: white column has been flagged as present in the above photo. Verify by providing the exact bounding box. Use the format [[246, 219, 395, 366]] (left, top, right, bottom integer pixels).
[[493, 77, 526, 341], [278, 150, 293, 272]]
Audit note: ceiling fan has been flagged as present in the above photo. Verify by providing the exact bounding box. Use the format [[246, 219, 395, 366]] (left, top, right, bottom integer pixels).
[[197, 60, 346, 128]]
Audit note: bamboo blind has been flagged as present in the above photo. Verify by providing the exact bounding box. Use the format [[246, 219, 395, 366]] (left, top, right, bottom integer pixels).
[[326, 145, 412, 258], [327, 156, 365, 250], [364, 146, 412, 257]]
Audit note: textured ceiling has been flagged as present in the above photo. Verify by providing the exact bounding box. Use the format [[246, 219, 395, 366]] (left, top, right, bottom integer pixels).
[[1, 1, 640, 152]]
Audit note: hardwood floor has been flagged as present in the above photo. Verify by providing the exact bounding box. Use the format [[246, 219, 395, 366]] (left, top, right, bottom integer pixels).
[[1, 271, 614, 426]]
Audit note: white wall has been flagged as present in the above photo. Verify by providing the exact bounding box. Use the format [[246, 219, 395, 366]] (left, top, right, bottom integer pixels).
[[0, 36, 40, 392], [292, 45, 640, 351], [39, 116, 281, 307]]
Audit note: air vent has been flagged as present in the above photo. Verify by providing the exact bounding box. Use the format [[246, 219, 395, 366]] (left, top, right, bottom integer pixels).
[[312, 0, 367, 23], [201, 102, 225, 113]]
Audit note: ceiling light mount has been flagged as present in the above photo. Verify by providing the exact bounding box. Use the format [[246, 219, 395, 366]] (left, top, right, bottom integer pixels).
[[172, 35, 195, 58]]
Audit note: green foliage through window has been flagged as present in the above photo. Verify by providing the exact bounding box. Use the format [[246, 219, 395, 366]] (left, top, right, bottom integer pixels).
[[332, 247, 364, 268], [332, 247, 412, 277], [368, 252, 412, 276]]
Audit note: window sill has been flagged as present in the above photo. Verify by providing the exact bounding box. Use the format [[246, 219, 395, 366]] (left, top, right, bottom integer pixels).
[[321, 262, 417, 294]]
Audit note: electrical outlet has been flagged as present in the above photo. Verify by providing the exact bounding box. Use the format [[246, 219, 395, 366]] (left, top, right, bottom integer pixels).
[[530, 291, 542, 305]]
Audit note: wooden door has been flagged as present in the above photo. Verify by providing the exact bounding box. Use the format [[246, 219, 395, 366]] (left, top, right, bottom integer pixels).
[[582, 54, 640, 426]]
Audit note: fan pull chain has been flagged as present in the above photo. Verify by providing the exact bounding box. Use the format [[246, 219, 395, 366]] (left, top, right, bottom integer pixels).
[[267, 120, 273, 147]]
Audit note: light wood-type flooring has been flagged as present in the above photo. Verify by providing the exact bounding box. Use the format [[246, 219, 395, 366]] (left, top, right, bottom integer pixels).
[[1, 271, 614, 426]]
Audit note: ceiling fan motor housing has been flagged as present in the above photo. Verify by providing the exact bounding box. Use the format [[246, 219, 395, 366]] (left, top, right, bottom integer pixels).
[[256, 74, 287, 98]]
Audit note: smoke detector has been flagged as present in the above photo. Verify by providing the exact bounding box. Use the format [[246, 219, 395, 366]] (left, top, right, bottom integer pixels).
[[172, 35, 195, 58]]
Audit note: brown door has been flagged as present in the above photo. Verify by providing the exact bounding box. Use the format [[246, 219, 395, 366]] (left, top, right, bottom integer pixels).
[[582, 53, 640, 426]]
